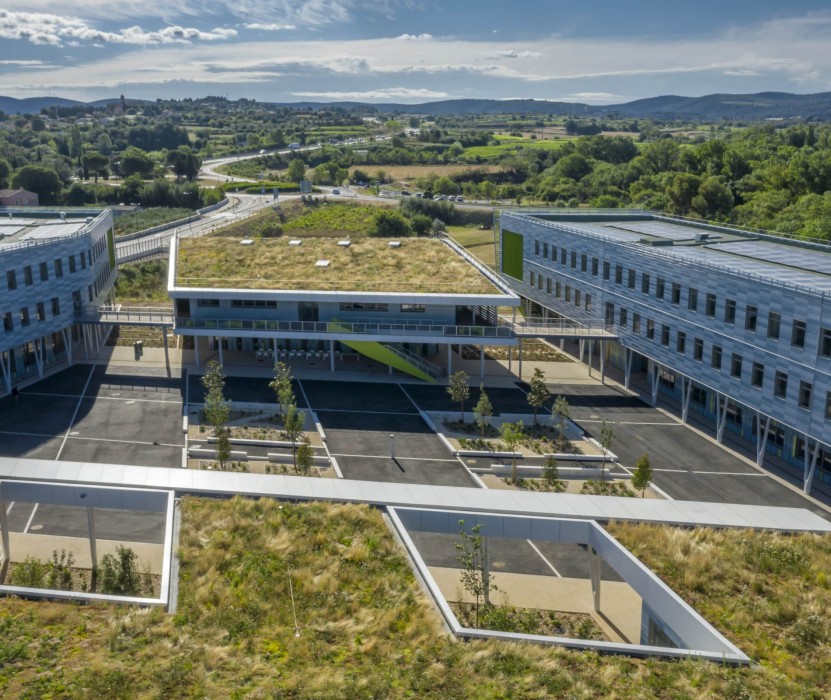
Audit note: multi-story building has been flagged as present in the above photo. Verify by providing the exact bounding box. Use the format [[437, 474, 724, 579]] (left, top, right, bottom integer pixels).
[[0, 209, 116, 392], [168, 233, 519, 381], [499, 209, 831, 497]]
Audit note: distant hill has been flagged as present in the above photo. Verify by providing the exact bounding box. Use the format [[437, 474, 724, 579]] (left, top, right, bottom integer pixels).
[[0, 96, 84, 114], [3, 91, 831, 120]]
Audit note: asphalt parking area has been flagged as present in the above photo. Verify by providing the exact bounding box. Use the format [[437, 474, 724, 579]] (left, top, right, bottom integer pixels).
[[299, 380, 477, 487], [0, 364, 185, 468], [187, 374, 308, 408], [302, 380, 411, 413], [4, 501, 166, 544], [403, 383, 537, 415], [408, 532, 622, 581]]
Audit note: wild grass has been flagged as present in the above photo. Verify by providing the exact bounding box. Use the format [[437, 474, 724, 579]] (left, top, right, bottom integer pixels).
[[611, 522, 831, 693], [0, 499, 829, 698], [112, 259, 170, 304], [176, 235, 500, 293], [113, 207, 194, 236], [283, 203, 386, 235]]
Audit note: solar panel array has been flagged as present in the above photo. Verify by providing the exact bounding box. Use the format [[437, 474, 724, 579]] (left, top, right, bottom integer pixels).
[[556, 221, 644, 243], [610, 221, 716, 241], [19, 222, 84, 241], [651, 244, 831, 294], [711, 240, 831, 277]]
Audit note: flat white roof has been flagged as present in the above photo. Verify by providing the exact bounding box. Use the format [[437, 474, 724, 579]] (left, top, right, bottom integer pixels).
[[1, 457, 828, 533]]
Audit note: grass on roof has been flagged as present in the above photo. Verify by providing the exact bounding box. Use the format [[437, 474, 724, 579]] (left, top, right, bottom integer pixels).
[[176, 235, 499, 293], [1, 497, 829, 698]]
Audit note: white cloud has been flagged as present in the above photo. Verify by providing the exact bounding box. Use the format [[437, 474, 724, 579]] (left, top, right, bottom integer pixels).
[[0, 59, 48, 66], [560, 92, 626, 103], [0, 10, 237, 46], [395, 33, 431, 40], [292, 87, 448, 100], [487, 49, 541, 59], [244, 23, 296, 31]]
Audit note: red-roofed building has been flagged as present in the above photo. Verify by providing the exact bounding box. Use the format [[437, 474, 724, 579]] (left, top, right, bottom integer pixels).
[[0, 189, 39, 207]]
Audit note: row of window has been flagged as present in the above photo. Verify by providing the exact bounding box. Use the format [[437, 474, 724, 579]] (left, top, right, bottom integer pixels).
[[3, 297, 62, 332], [530, 241, 827, 355], [5, 252, 93, 292], [194, 299, 429, 314]]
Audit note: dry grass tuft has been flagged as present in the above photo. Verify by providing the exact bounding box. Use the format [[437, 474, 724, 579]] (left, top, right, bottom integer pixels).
[[1, 500, 830, 698]]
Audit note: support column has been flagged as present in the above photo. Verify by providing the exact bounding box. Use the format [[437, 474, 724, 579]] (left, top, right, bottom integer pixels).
[[0, 351, 11, 394], [650, 364, 660, 406], [447, 344, 452, 374], [329, 340, 335, 372], [87, 507, 97, 585], [599, 340, 606, 385], [804, 438, 820, 495], [0, 492, 11, 578], [624, 348, 633, 389], [162, 326, 170, 378], [578, 339, 584, 364], [482, 536, 491, 606], [587, 340, 593, 378], [588, 546, 601, 612], [518, 337, 523, 379], [479, 345, 485, 379], [194, 335, 200, 368], [82, 325, 90, 362], [756, 413, 770, 468], [388, 363, 393, 375], [716, 393, 729, 444], [33, 337, 43, 378], [681, 377, 693, 423], [218, 339, 224, 366], [560, 339, 564, 350], [61, 328, 72, 365]]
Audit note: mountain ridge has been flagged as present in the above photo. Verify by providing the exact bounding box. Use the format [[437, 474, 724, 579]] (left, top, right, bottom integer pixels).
[[3, 92, 831, 120]]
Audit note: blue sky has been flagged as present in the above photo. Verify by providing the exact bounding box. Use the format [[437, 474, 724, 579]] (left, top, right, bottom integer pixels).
[[1, 1, 830, 104]]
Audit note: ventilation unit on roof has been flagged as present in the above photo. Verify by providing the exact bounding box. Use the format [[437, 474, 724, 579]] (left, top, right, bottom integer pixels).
[[694, 232, 710, 243], [338, 240, 351, 247], [289, 239, 303, 246], [388, 241, 401, 248], [638, 238, 674, 247], [315, 259, 330, 268]]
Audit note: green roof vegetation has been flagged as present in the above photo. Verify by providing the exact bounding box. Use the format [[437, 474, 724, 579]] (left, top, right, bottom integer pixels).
[[1, 498, 829, 698], [176, 235, 500, 293]]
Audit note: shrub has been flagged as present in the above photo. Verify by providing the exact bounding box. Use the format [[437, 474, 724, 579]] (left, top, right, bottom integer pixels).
[[9, 557, 47, 588], [98, 546, 143, 595]]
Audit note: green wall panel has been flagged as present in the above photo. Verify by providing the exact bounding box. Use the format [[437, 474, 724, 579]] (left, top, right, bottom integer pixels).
[[501, 229, 524, 280]]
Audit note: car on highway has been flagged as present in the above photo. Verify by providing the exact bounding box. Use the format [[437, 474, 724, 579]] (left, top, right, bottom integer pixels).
[[332, 189, 341, 195]]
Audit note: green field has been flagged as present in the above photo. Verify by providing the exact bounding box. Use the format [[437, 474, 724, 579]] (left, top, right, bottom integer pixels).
[[447, 226, 496, 267]]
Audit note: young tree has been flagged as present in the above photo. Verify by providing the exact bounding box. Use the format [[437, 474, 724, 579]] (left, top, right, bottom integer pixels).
[[527, 367, 551, 427], [295, 436, 315, 477], [99, 546, 142, 595], [552, 395, 570, 450], [632, 453, 653, 497], [282, 404, 305, 469], [287, 158, 306, 183], [447, 370, 470, 422], [473, 383, 494, 441], [201, 361, 231, 470], [541, 456, 559, 490], [599, 418, 616, 485], [500, 420, 525, 483], [269, 361, 294, 422], [455, 520, 497, 627]]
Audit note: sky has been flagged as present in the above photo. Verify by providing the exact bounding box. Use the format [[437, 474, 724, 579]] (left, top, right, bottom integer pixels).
[[1, 1, 831, 105]]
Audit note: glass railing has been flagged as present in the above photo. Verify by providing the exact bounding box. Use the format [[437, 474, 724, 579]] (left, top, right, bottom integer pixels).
[[176, 317, 513, 338]]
